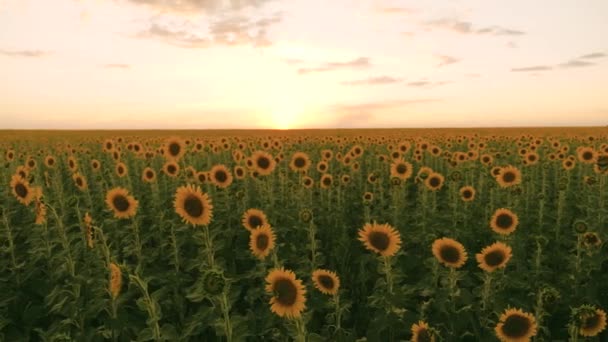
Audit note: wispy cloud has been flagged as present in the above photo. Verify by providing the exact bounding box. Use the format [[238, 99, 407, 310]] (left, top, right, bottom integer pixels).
[[407, 80, 450, 88], [558, 60, 595, 68], [424, 18, 524, 36], [511, 65, 553, 72], [298, 57, 371, 75], [333, 98, 441, 115], [375, 6, 417, 15], [126, 0, 271, 13], [137, 12, 281, 48], [0, 49, 51, 58], [436, 55, 459, 67], [103, 64, 131, 69], [341, 76, 402, 86], [578, 52, 606, 59]]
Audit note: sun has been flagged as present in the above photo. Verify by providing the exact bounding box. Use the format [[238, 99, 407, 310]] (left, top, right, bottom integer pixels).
[[269, 101, 303, 130]]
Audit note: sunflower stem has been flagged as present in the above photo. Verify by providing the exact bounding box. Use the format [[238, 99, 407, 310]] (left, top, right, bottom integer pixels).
[[294, 317, 307, 342], [201, 224, 215, 267], [220, 292, 233, 342]]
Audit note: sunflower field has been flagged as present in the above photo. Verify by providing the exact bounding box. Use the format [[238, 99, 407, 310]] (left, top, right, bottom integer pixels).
[[1, 128, 607, 341]]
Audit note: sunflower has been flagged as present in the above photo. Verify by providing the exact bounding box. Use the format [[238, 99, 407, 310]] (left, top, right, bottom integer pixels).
[[311, 269, 340, 295], [411, 321, 436, 342], [162, 161, 180, 178], [476, 242, 512, 272], [44, 156, 56, 168], [524, 152, 539, 165], [302, 176, 314, 188], [320, 174, 333, 189], [578, 308, 607, 337], [425, 172, 445, 191], [459, 186, 476, 202], [491, 166, 502, 177], [490, 208, 519, 235], [390, 159, 413, 180], [84, 212, 94, 248], [432, 238, 467, 268], [562, 159, 575, 170], [341, 174, 351, 185], [252, 150, 276, 176], [115, 162, 128, 178], [26, 158, 37, 170], [142, 167, 156, 183], [321, 149, 333, 161], [497, 165, 521, 188], [210, 164, 233, 188], [242, 208, 268, 231], [105, 187, 138, 219], [358, 222, 402, 257], [164, 137, 186, 160], [103, 139, 115, 153], [495, 308, 537, 342], [91, 159, 101, 171], [582, 232, 602, 248], [33, 188, 46, 225], [289, 152, 311, 172], [10, 174, 34, 205], [577, 147, 597, 164], [316, 160, 329, 173], [72, 172, 88, 191], [174, 184, 213, 226], [67, 156, 78, 172], [109, 262, 122, 299], [234, 166, 246, 179], [249, 224, 276, 259], [265, 268, 307, 319], [5, 149, 15, 162]]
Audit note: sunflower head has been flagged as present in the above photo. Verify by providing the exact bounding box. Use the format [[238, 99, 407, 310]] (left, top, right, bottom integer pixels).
[[201, 270, 226, 297], [432, 237, 468, 268], [174, 184, 213, 226], [109, 262, 122, 299], [115, 162, 128, 177], [265, 268, 307, 319], [252, 150, 276, 176], [299, 208, 313, 223], [582, 232, 602, 248], [311, 269, 340, 295], [320, 174, 333, 189], [390, 159, 413, 180], [289, 152, 311, 172], [476, 241, 512, 272], [497, 165, 522, 188], [495, 308, 537, 342], [459, 186, 476, 202], [572, 305, 607, 337], [162, 161, 180, 178], [72, 172, 88, 191], [425, 172, 445, 191], [358, 222, 402, 257], [249, 224, 276, 259], [10, 174, 35, 206], [142, 167, 157, 183], [242, 208, 268, 231], [490, 208, 519, 235], [209, 164, 233, 189], [411, 320, 437, 342], [105, 187, 138, 219], [164, 137, 186, 160]]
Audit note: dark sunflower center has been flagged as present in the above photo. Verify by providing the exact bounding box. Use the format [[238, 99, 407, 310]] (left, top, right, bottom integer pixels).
[[368, 231, 390, 251], [304, 179, 312, 186], [28, 160, 35, 167], [463, 190, 472, 198], [93, 162, 99, 168], [69, 161, 74, 168], [496, 214, 514, 229], [483, 157, 490, 163], [484, 250, 505, 267], [364, 194, 372, 200], [323, 177, 331, 186], [417, 329, 432, 342], [15, 183, 28, 198], [118, 166, 124, 174], [584, 234, 598, 244], [502, 172, 516, 183], [294, 157, 306, 168], [257, 157, 270, 169], [215, 170, 228, 182], [169, 143, 181, 156], [236, 169, 243, 176], [582, 313, 600, 329], [112, 195, 130, 212], [76, 178, 83, 187], [146, 171, 154, 179], [320, 164, 327, 171], [168, 165, 177, 174], [184, 195, 204, 218], [429, 177, 440, 187], [248, 215, 263, 228], [397, 164, 407, 174], [583, 151, 593, 160], [440, 245, 461, 263], [529, 155, 537, 161], [48, 158, 54, 165], [274, 278, 298, 306], [318, 275, 334, 290], [256, 234, 269, 250], [106, 142, 112, 149], [501, 314, 531, 338]]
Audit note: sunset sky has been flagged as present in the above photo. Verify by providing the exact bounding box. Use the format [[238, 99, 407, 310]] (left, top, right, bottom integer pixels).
[[1, 0, 607, 129]]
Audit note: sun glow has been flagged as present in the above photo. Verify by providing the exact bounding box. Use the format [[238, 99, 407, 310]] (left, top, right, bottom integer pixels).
[[270, 104, 302, 130]]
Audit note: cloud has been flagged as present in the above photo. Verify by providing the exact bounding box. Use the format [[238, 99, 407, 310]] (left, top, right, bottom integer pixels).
[[436, 55, 459, 67], [0, 49, 51, 58], [375, 7, 416, 15], [104, 64, 131, 69], [424, 18, 524, 36], [507, 41, 518, 48], [333, 98, 441, 115], [126, 0, 272, 13], [578, 52, 606, 59], [341, 76, 402, 86], [511, 65, 553, 72], [137, 12, 281, 48], [407, 80, 450, 87], [297, 57, 371, 74], [558, 60, 595, 68]]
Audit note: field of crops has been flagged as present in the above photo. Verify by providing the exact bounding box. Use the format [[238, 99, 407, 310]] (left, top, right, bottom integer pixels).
[[1, 128, 607, 341]]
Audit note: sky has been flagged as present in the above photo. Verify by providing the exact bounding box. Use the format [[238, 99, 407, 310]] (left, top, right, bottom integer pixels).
[[0, 0, 607, 129]]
